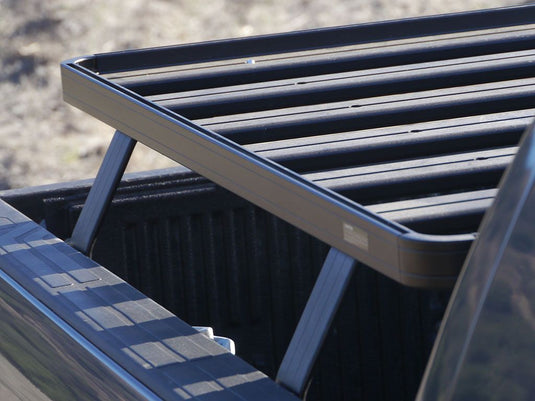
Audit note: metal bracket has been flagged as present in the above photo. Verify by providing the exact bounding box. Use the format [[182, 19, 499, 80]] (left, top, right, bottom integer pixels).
[[69, 131, 136, 254], [276, 247, 356, 397]]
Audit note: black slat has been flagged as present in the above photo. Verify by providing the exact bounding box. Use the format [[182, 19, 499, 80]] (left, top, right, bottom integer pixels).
[[109, 26, 535, 95], [197, 78, 535, 144], [94, 5, 535, 74], [152, 50, 535, 119], [368, 189, 497, 234], [305, 147, 514, 203], [249, 111, 531, 172]]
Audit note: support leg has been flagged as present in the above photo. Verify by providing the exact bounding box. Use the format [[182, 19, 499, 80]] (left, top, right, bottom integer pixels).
[[69, 131, 136, 254], [276, 247, 356, 398]]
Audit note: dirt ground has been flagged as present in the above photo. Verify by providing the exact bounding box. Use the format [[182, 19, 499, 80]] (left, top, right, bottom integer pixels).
[[0, 0, 522, 189]]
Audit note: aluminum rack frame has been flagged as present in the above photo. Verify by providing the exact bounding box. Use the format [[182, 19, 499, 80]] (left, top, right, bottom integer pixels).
[[60, 5, 535, 288]]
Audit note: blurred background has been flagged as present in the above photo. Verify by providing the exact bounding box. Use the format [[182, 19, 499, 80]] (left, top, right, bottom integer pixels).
[[0, 0, 521, 189]]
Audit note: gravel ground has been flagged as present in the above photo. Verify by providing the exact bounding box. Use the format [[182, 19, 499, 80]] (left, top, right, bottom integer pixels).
[[0, 0, 522, 189]]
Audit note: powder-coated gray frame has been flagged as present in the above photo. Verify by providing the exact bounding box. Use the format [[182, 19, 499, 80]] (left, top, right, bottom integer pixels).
[[62, 60, 472, 288]]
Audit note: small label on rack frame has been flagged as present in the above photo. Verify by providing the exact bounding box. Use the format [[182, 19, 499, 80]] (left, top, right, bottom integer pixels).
[[343, 223, 369, 250]]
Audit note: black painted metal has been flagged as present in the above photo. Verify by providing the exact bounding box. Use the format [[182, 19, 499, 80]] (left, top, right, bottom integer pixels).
[[277, 247, 356, 396], [152, 51, 535, 119], [417, 123, 535, 401], [69, 131, 136, 254], [92, 6, 535, 76], [197, 78, 535, 144]]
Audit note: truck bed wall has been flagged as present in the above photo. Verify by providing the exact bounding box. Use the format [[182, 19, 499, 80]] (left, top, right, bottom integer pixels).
[[1, 167, 451, 401]]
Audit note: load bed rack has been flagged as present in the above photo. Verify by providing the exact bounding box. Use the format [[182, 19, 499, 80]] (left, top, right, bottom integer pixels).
[[61, 5, 535, 397]]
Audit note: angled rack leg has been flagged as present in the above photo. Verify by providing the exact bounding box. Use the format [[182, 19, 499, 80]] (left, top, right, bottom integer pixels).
[[276, 247, 356, 398], [69, 131, 136, 254]]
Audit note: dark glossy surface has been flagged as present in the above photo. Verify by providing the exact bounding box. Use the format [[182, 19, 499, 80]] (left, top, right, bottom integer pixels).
[[0, 269, 155, 401], [417, 122, 535, 400]]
